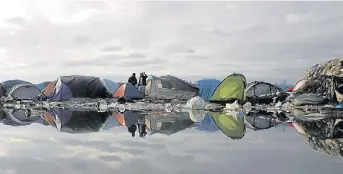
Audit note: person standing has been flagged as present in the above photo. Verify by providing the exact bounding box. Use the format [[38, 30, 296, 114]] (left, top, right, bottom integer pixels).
[[138, 72, 148, 86], [128, 73, 137, 87]]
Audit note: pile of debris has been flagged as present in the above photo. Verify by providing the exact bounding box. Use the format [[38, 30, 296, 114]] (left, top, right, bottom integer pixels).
[[293, 58, 343, 105]]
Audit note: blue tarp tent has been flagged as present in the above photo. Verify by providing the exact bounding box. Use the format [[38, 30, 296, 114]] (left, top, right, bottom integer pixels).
[[101, 79, 119, 94], [35, 81, 51, 91], [195, 113, 220, 132], [194, 79, 221, 100]]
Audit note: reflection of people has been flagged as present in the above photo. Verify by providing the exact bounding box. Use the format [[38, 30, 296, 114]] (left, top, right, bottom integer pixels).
[[137, 115, 147, 137], [128, 124, 137, 137], [128, 73, 137, 86]]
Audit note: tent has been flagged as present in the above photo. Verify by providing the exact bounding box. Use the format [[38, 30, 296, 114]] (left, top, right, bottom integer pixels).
[[145, 112, 194, 135], [113, 83, 144, 99], [210, 73, 247, 105], [101, 79, 120, 94], [0, 109, 41, 126], [35, 81, 51, 91], [209, 111, 246, 139], [6, 82, 41, 100], [2, 79, 28, 93], [113, 111, 142, 127], [195, 113, 220, 132], [195, 79, 221, 100], [145, 75, 199, 100], [0, 83, 5, 97], [42, 75, 111, 101], [41, 108, 111, 133], [246, 81, 281, 104], [245, 110, 279, 131]]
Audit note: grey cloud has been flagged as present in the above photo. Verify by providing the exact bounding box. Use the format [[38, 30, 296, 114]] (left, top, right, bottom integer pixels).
[[73, 36, 90, 44], [101, 46, 122, 52], [117, 139, 166, 150], [117, 58, 165, 67], [98, 155, 123, 162], [186, 55, 207, 60], [5, 17, 26, 25]]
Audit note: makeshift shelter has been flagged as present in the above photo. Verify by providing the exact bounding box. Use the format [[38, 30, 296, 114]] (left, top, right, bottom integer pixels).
[[293, 58, 343, 103], [245, 110, 279, 131], [41, 108, 111, 133], [42, 75, 111, 101], [195, 113, 220, 132], [145, 75, 199, 100], [293, 79, 307, 92], [209, 111, 246, 139], [0, 109, 41, 126], [6, 82, 41, 100], [195, 79, 221, 100], [145, 112, 194, 136], [113, 111, 142, 127], [35, 81, 51, 91], [101, 79, 119, 94], [2, 79, 28, 93], [0, 83, 5, 97], [113, 83, 144, 99], [210, 73, 247, 105], [246, 81, 281, 104]]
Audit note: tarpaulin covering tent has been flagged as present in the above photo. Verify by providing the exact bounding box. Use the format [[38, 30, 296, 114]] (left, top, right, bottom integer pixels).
[[292, 93, 328, 106], [35, 81, 51, 91], [7, 82, 41, 100], [113, 83, 144, 99], [0, 83, 5, 97], [145, 112, 194, 135], [101, 79, 119, 94], [0, 109, 41, 126], [41, 108, 111, 133], [2, 79, 28, 93], [113, 111, 141, 127], [42, 75, 110, 101], [145, 75, 199, 100], [195, 113, 220, 132], [210, 73, 247, 105], [195, 79, 221, 100], [245, 110, 279, 131], [209, 111, 246, 139], [246, 81, 281, 104]]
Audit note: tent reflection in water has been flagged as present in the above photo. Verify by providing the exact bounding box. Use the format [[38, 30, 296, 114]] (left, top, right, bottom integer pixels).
[[245, 110, 279, 131], [210, 73, 247, 105], [293, 117, 343, 157], [0, 109, 42, 126], [145, 112, 194, 136], [195, 113, 220, 132], [208, 111, 246, 139], [41, 108, 111, 133]]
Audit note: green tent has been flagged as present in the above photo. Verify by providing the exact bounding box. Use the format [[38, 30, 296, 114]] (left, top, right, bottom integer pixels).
[[210, 111, 246, 139], [210, 73, 247, 104]]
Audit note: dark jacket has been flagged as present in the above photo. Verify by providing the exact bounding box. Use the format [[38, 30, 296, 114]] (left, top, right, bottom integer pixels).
[[128, 76, 137, 86]]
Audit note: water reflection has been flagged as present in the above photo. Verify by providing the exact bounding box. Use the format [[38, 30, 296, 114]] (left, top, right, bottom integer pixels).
[[1, 106, 343, 158], [293, 117, 343, 157]]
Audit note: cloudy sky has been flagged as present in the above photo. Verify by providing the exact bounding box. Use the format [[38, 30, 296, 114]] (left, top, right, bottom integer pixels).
[[0, 1, 343, 84]]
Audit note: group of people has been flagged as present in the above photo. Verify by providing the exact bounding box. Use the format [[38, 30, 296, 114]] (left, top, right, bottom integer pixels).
[[128, 72, 148, 87]]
